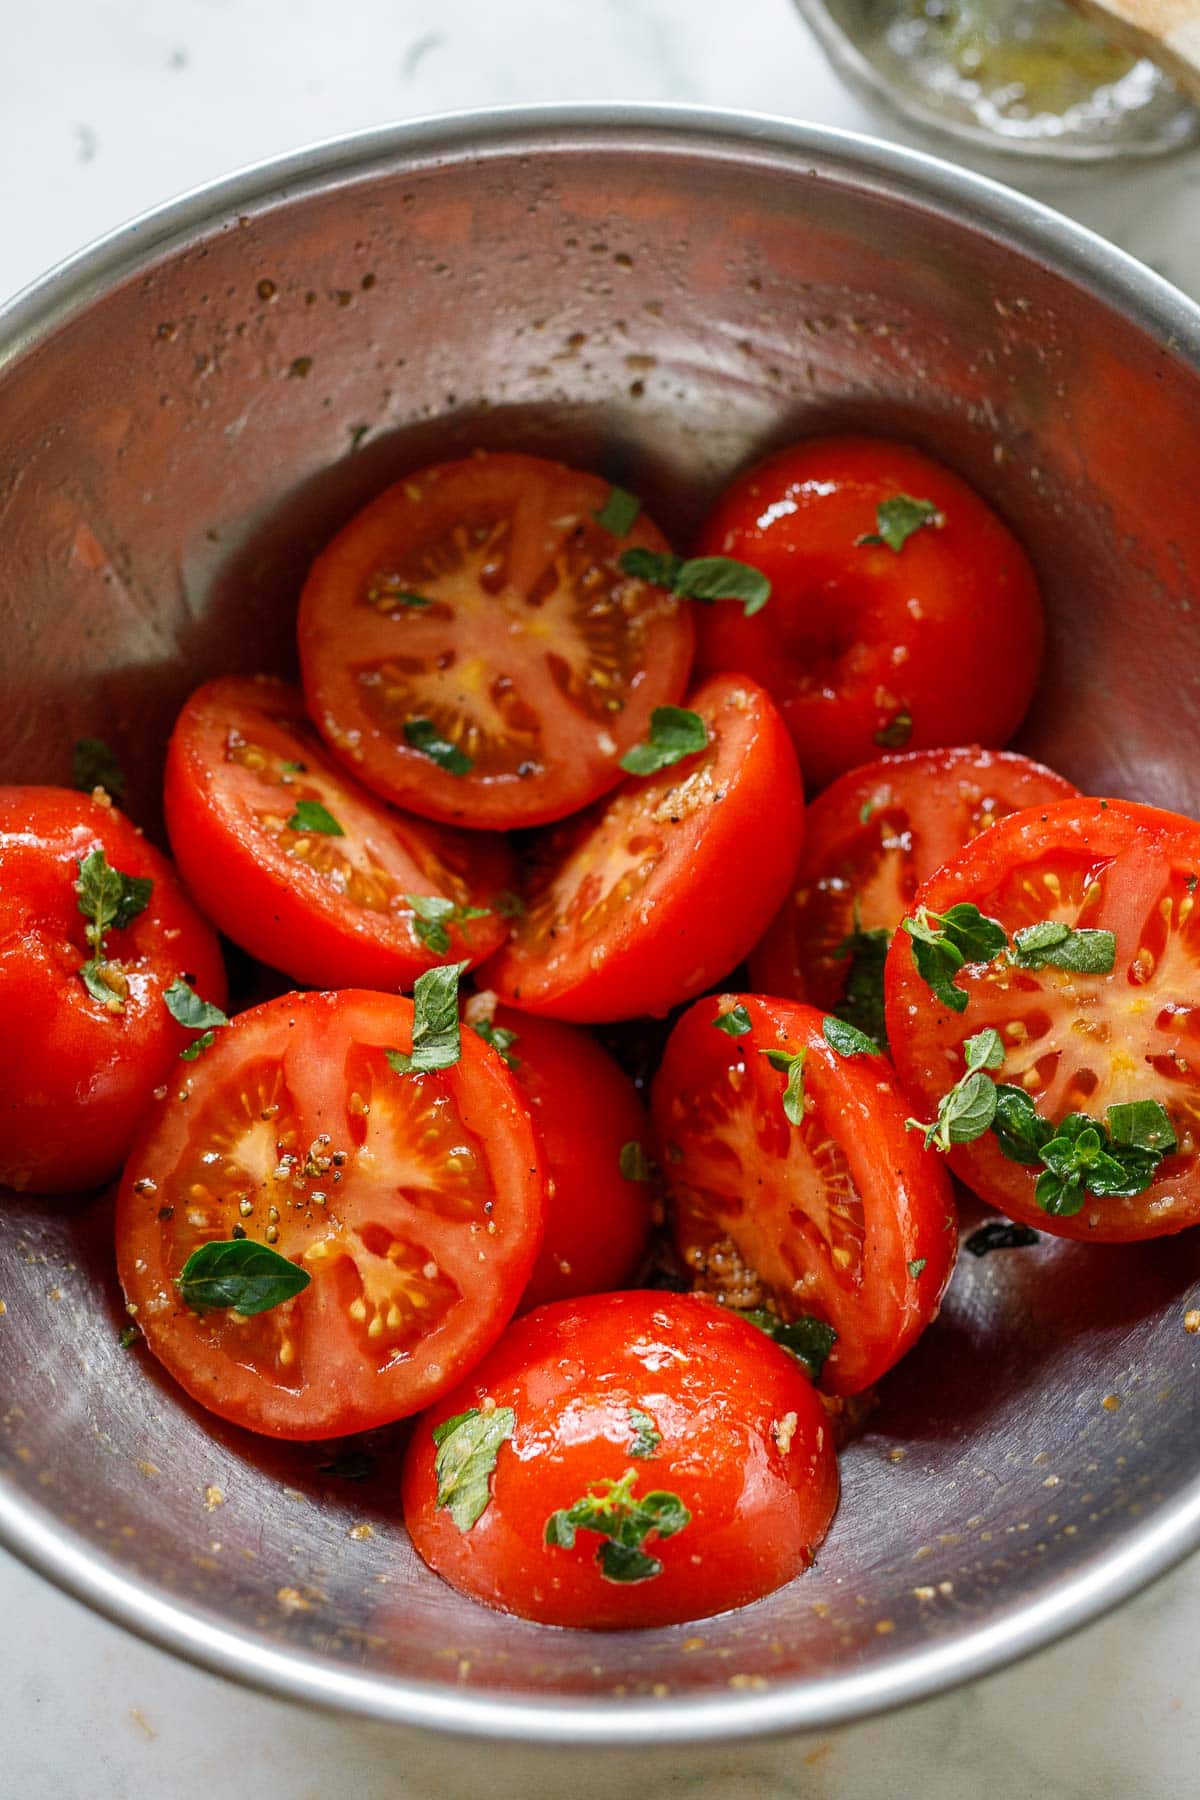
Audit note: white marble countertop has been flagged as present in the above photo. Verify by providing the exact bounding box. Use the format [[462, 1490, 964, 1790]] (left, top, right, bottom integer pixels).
[[5, 3, 1200, 1796]]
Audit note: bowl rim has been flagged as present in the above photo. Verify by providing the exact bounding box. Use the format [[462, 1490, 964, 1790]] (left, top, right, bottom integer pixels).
[[4, 101, 1200, 1746]]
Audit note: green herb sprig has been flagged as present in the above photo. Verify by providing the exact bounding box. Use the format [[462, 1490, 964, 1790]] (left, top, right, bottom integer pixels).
[[545, 1469, 690, 1583]]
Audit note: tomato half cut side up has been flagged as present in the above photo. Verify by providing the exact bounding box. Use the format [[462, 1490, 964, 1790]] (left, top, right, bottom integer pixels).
[[116, 989, 546, 1439], [749, 747, 1079, 1034], [297, 452, 696, 830], [885, 797, 1200, 1242], [164, 676, 515, 991], [486, 673, 805, 1023], [652, 994, 956, 1395]]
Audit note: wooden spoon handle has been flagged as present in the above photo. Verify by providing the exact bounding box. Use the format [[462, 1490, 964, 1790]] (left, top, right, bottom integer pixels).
[[1065, 0, 1200, 100]]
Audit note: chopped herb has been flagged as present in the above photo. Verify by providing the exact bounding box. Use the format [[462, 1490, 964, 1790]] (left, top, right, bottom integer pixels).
[[432, 1406, 516, 1533], [619, 705, 708, 776], [594, 485, 641, 537], [1107, 1099, 1177, 1156], [72, 737, 125, 800], [744, 1309, 837, 1382], [494, 889, 526, 919], [1010, 921, 1116, 974], [859, 800, 875, 825], [180, 1030, 216, 1061], [712, 1003, 753, 1038], [404, 893, 491, 955], [857, 494, 941, 554], [279, 760, 305, 778], [386, 960, 468, 1075], [873, 710, 913, 750], [761, 1047, 806, 1125], [386, 590, 433, 608], [991, 1084, 1053, 1165], [75, 848, 154, 1011], [544, 1468, 690, 1584], [989, 1089, 1175, 1217], [164, 977, 228, 1034], [286, 798, 344, 836], [627, 1407, 661, 1458], [832, 922, 891, 1047], [404, 717, 473, 776], [619, 1140, 653, 1182], [822, 1014, 879, 1057], [1188, 874, 1198, 895], [965, 1220, 1041, 1257], [472, 1018, 521, 1069], [901, 902, 1008, 1014], [118, 1324, 140, 1349], [907, 1258, 927, 1279], [317, 1448, 377, 1481], [177, 1239, 310, 1315], [618, 547, 771, 618], [907, 1028, 1004, 1153]]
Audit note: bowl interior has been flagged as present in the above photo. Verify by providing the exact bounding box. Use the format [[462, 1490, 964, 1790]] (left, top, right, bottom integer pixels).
[[3, 114, 1200, 1740]]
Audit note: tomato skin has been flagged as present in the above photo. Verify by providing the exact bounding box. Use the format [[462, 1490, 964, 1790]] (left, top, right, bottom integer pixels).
[[163, 676, 514, 992], [0, 787, 226, 1195], [486, 673, 805, 1023], [470, 1004, 653, 1311], [885, 797, 1200, 1243], [401, 1291, 838, 1629], [297, 451, 695, 831], [653, 994, 957, 1395], [749, 747, 1078, 1013], [692, 437, 1045, 791], [116, 988, 546, 1439]]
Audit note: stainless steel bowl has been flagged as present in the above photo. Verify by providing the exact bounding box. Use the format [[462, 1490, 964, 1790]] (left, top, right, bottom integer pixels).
[[3, 106, 1200, 1746]]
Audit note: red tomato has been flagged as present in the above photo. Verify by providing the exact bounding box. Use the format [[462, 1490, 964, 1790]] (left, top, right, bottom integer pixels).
[[466, 1001, 653, 1309], [885, 798, 1200, 1242], [164, 676, 514, 992], [116, 988, 545, 1438], [401, 1291, 838, 1629], [297, 452, 695, 830], [692, 437, 1045, 791], [0, 787, 226, 1195], [749, 747, 1079, 1037], [486, 673, 804, 1023], [652, 994, 957, 1394]]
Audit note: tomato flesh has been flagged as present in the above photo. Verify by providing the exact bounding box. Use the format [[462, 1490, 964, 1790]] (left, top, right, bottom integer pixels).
[[692, 437, 1045, 791], [298, 452, 695, 829], [116, 989, 546, 1438], [164, 676, 514, 991], [886, 797, 1200, 1241], [0, 787, 226, 1195], [750, 747, 1078, 1022], [652, 994, 957, 1394], [402, 1291, 838, 1628], [487, 673, 805, 1022]]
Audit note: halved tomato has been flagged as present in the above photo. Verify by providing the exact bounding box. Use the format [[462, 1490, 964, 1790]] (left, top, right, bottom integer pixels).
[[749, 747, 1078, 1040], [116, 989, 545, 1438], [652, 994, 957, 1394], [164, 676, 514, 991], [297, 452, 695, 829], [486, 674, 804, 1023], [885, 797, 1200, 1242]]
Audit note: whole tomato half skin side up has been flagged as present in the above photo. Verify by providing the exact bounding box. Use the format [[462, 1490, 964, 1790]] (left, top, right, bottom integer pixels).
[[486, 673, 805, 1023], [0, 786, 227, 1196], [401, 1290, 839, 1629], [116, 988, 546, 1439]]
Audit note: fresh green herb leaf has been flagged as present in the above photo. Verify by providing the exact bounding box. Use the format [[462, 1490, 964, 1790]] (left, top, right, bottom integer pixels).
[[544, 1469, 690, 1584], [822, 1014, 879, 1057], [990, 1087, 1174, 1214], [594, 485, 641, 537], [1106, 1099, 1176, 1157], [431, 1405, 516, 1532], [618, 547, 771, 617], [404, 893, 491, 955], [965, 1220, 1041, 1256], [832, 923, 891, 1048], [761, 1047, 806, 1125], [990, 1084, 1053, 1164], [907, 1028, 1005, 1152], [177, 1239, 310, 1315], [75, 848, 153, 1010], [118, 1324, 140, 1348], [72, 737, 125, 799], [619, 1140, 653, 1182], [388, 590, 433, 608], [902, 902, 1008, 1013], [712, 1003, 753, 1038], [286, 798, 344, 836], [627, 1407, 661, 1458], [873, 710, 913, 750], [964, 1027, 1005, 1071], [180, 1030, 216, 1061], [471, 1018, 521, 1069], [857, 494, 941, 554], [907, 1258, 927, 1279], [164, 977, 228, 1033], [743, 1309, 838, 1383], [619, 706, 708, 776], [859, 800, 875, 824], [386, 960, 468, 1075], [1010, 921, 1116, 974], [494, 889, 526, 919], [404, 717, 473, 776]]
